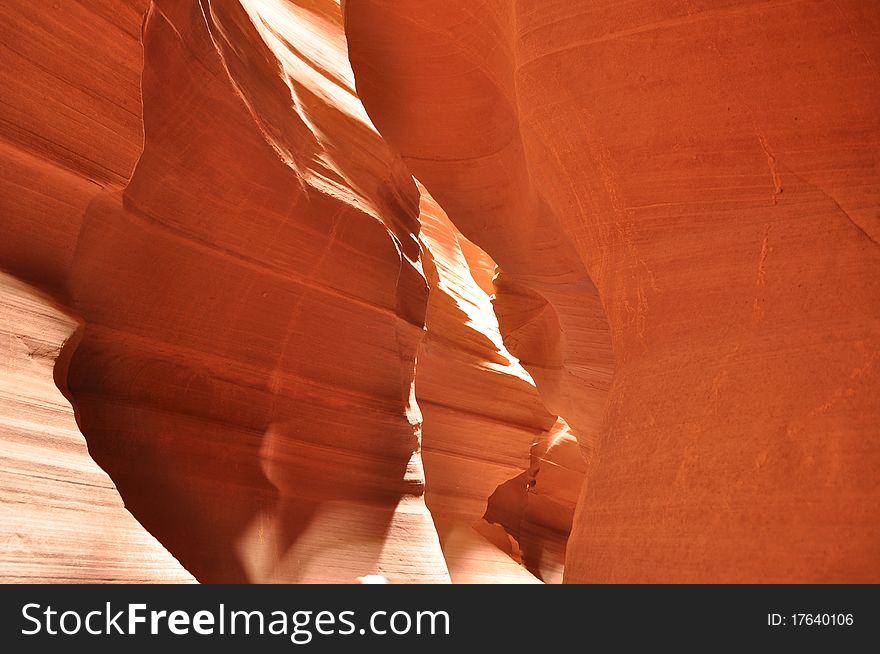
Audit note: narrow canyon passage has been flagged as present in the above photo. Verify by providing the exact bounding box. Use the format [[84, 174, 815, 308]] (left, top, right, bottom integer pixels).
[[0, 0, 593, 583], [345, 0, 880, 582], [0, 0, 877, 584]]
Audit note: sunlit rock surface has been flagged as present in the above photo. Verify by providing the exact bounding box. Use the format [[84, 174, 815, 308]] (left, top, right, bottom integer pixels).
[[1, 0, 451, 583], [0, 0, 572, 583], [346, 0, 880, 582], [0, 273, 194, 582], [66, 0, 447, 584], [1, 0, 877, 583], [417, 188, 563, 583]]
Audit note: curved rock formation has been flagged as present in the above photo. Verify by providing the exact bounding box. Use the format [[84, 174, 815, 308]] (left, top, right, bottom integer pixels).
[[0, 273, 193, 582], [2, 0, 578, 583], [485, 418, 586, 584], [417, 186, 560, 582], [1, 0, 450, 583], [1, 0, 877, 584], [65, 0, 448, 584], [345, 0, 880, 582]]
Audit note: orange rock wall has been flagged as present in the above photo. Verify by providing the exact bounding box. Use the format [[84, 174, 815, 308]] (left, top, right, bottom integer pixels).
[[346, 0, 880, 582], [0, 273, 194, 582], [417, 189, 562, 582], [1, 0, 578, 583], [1, 0, 877, 583]]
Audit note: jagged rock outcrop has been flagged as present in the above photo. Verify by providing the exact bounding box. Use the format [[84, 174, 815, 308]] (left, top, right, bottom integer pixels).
[[346, 0, 880, 582]]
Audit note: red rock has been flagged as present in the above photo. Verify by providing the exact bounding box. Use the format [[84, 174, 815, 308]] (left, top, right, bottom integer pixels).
[[0, 273, 193, 582], [2, 0, 876, 584], [2, 0, 450, 583], [346, 0, 880, 582], [417, 187, 559, 582]]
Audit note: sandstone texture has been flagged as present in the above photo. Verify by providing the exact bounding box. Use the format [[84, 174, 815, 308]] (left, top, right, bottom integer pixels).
[[0, 273, 193, 582], [346, 0, 880, 582], [1, 0, 877, 583]]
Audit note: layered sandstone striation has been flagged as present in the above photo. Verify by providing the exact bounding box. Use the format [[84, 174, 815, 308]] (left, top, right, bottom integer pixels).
[[0, 0, 197, 583], [346, 0, 880, 582], [0, 273, 194, 582], [417, 187, 565, 583], [64, 0, 449, 584], [1, 0, 581, 583], [1, 0, 877, 583], [1, 0, 449, 583]]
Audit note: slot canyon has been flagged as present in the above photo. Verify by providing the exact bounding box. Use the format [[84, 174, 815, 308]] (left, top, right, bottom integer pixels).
[[0, 0, 877, 583]]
